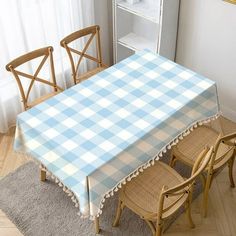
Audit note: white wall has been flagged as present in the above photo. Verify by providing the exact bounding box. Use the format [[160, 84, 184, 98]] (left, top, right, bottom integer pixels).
[[94, 0, 113, 65], [176, 0, 236, 121]]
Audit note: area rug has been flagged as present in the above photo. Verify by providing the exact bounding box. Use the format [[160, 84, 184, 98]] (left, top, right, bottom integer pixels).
[[0, 160, 198, 236]]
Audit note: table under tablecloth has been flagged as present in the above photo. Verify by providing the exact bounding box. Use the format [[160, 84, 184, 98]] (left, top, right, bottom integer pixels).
[[14, 50, 219, 218]]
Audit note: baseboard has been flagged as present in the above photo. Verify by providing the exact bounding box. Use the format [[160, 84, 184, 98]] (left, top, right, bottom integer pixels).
[[221, 105, 236, 122]]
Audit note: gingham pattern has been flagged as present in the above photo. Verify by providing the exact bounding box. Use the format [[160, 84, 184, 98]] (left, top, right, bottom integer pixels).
[[14, 50, 219, 217]]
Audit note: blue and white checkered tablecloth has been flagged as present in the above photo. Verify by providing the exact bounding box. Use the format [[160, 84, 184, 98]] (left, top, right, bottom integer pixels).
[[14, 50, 219, 218]]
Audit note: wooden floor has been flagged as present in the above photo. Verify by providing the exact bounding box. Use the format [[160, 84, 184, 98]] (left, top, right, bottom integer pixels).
[[0, 128, 235, 236]]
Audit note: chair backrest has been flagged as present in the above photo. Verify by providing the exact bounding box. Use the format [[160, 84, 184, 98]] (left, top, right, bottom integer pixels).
[[60, 25, 103, 84], [157, 146, 213, 216], [210, 132, 236, 171], [6, 46, 62, 110]]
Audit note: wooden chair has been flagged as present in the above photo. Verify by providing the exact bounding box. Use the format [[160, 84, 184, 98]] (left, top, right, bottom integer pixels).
[[113, 147, 213, 236], [169, 116, 236, 217], [6, 46, 63, 111], [60, 25, 107, 85], [6, 46, 63, 182]]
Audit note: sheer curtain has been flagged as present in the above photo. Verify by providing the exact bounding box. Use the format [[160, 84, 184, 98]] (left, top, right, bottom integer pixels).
[[0, 0, 95, 133]]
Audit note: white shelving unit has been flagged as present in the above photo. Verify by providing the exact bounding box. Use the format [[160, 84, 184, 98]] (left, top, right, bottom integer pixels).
[[118, 33, 157, 51], [113, 0, 180, 63]]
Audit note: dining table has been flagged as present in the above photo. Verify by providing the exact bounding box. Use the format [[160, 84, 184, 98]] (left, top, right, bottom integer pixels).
[[14, 49, 219, 233]]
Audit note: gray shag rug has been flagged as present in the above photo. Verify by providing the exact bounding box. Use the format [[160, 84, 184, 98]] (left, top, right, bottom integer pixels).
[[0, 160, 199, 236]]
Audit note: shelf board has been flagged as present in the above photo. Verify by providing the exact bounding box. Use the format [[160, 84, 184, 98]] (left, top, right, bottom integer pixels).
[[116, 0, 159, 23], [118, 33, 157, 52]]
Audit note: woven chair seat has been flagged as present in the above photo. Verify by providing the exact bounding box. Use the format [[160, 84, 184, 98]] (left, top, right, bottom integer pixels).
[[120, 161, 187, 220], [76, 66, 107, 83], [172, 125, 234, 168], [27, 90, 61, 109], [172, 126, 219, 166]]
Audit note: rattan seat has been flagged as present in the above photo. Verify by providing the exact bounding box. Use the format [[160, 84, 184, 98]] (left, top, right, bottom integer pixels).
[[120, 161, 187, 220], [76, 67, 106, 83], [27, 90, 60, 109], [172, 125, 220, 166]]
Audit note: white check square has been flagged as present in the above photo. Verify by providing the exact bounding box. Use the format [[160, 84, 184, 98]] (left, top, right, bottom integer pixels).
[[99, 141, 116, 152], [132, 99, 146, 108], [98, 79, 110, 88], [183, 90, 197, 99], [134, 119, 150, 129], [117, 130, 133, 140], [100, 164, 117, 175], [43, 151, 59, 163], [138, 140, 153, 152], [154, 130, 169, 141], [98, 119, 113, 129], [81, 152, 97, 163], [167, 100, 182, 109], [160, 62, 175, 70], [115, 108, 130, 118], [150, 109, 166, 119], [197, 81, 211, 89], [28, 117, 41, 127], [145, 71, 159, 79], [97, 98, 112, 108], [147, 89, 163, 98], [80, 129, 96, 139], [119, 152, 138, 164], [44, 107, 59, 116], [62, 164, 78, 175], [80, 88, 94, 97], [130, 80, 144, 88], [62, 118, 77, 128], [80, 108, 95, 117], [62, 140, 78, 150], [44, 128, 60, 139], [202, 100, 216, 109], [114, 89, 128, 98], [186, 110, 201, 119], [127, 61, 141, 69], [142, 53, 156, 61], [179, 71, 193, 80], [112, 70, 126, 78], [164, 80, 177, 89], [170, 120, 186, 130], [26, 140, 41, 149], [62, 97, 77, 106]]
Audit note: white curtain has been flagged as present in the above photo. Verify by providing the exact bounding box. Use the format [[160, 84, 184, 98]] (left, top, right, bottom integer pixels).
[[0, 0, 95, 133]]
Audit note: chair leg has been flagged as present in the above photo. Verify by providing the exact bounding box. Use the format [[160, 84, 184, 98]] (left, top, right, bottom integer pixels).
[[186, 195, 195, 228], [228, 156, 235, 188], [144, 219, 156, 236], [95, 216, 100, 234], [185, 189, 195, 228], [113, 199, 124, 227], [199, 173, 206, 189], [40, 170, 46, 182], [169, 154, 176, 167], [155, 220, 163, 236], [202, 173, 212, 218]]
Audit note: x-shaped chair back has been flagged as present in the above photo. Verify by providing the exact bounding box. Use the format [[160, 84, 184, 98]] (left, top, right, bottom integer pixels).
[[6, 46, 62, 110], [60, 25, 104, 84]]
